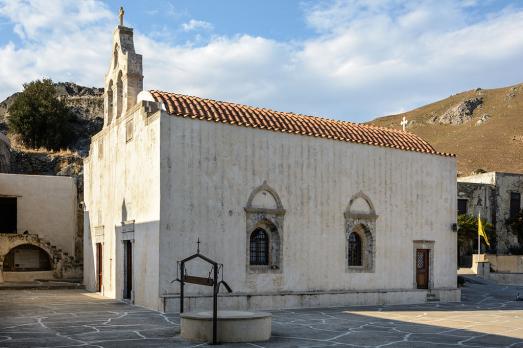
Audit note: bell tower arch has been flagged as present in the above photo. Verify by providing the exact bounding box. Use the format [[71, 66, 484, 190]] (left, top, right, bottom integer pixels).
[[103, 9, 143, 127]]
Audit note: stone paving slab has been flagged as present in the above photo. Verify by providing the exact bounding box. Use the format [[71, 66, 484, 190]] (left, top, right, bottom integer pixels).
[[0, 279, 523, 347]]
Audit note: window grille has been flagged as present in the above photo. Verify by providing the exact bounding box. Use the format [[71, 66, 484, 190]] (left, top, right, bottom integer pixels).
[[250, 228, 269, 265], [348, 232, 362, 266]]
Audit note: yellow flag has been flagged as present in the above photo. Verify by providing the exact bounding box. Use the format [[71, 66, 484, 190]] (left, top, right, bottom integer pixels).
[[478, 213, 490, 247]]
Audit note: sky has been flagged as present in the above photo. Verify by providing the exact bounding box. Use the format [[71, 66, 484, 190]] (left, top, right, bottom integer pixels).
[[0, 0, 522, 122]]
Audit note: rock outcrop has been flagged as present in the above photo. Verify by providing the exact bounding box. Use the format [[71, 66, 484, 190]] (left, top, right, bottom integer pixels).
[[429, 97, 483, 125], [476, 113, 490, 126], [0, 133, 10, 173]]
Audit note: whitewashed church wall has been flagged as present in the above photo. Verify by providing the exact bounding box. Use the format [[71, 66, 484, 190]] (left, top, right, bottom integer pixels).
[[0, 173, 77, 256], [84, 106, 162, 310], [158, 115, 457, 298]]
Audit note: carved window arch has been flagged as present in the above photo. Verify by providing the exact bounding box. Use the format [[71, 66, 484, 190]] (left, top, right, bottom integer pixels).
[[245, 181, 285, 273], [116, 71, 123, 118], [345, 192, 377, 272]]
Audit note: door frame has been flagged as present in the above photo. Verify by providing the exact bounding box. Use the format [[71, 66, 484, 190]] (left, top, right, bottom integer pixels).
[[412, 240, 434, 289], [416, 249, 430, 289], [96, 243, 103, 292], [123, 240, 133, 301]]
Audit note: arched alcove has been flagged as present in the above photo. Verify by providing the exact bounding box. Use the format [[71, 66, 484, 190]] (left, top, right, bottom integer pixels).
[[116, 71, 123, 119], [113, 44, 119, 68], [3, 244, 52, 272], [106, 80, 114, 125]]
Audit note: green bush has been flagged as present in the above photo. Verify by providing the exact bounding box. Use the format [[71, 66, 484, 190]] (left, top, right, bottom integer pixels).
[[7, 79, 75, 150]]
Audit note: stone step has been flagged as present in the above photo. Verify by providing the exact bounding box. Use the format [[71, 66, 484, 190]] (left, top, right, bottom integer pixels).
[[426, 292, 440, 302]]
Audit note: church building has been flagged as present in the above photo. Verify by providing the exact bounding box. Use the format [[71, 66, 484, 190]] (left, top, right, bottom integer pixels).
[[83, 18, 460, 312]]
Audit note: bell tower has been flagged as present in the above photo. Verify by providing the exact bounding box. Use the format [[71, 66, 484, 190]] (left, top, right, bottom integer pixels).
[[103, 7, 143, 127]]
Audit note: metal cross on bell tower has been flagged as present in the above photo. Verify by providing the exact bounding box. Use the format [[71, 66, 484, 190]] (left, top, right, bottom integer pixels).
[[400, 116, 408, 131]]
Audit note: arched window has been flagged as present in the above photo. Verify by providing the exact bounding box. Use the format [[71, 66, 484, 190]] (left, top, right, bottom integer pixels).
[[106, 80, 113, 124], [348, 232, 362, 266], [250, 228, 269, 265], [116, 71, 123, 118], [113, 44, 119, 68]]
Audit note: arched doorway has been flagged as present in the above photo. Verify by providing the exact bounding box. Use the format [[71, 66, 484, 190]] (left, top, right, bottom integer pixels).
[[3, 244, 52, 272]]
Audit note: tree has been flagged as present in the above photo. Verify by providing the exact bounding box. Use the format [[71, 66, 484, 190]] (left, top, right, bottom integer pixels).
[[458, 214, 495, 252], [7, 79, 75, 150]]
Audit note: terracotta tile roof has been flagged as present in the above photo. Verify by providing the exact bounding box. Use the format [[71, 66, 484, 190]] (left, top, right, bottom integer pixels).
[[149, 90, 454, 157]]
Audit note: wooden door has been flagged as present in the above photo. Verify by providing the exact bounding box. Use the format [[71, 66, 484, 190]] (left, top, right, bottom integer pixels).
[[96, 243, 103, 292], [416, 249, 429, 289], [124, 241, 133, 299]]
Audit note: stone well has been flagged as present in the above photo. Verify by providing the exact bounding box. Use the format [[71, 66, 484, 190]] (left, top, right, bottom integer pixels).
[[180, 310, 271, 343]]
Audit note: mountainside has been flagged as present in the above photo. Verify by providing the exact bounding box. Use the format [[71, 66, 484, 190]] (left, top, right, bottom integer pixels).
[[368, 83, 523, 176]]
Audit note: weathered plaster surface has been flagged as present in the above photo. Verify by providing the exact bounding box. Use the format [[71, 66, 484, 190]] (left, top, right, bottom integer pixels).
[[0, 173, 77, 255], [83, 103, 161, 310], [0, 173, 78, 282], [158, 114, 458, 310]]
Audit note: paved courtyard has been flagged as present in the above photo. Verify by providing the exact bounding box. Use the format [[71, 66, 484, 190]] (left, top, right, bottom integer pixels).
[[1, 279, 523, 347]]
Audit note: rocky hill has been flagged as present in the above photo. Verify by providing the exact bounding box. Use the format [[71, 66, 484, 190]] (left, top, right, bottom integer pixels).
[[368, 83, 523, 176], [0, 82, 103, 177]]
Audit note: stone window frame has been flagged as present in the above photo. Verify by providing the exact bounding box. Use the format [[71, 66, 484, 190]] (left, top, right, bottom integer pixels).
[[457, 198, 468, 216], [344, 191, 377, 273], [244, 181, 285, 274]]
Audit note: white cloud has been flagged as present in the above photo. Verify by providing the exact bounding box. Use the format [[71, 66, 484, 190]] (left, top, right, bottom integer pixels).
[[0, 0, 523, 122], [181, 19, 213, 32]]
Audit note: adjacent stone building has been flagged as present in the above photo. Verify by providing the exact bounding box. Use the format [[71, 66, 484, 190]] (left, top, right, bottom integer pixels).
[[0, 173, 81, 282], [83, 20, 460, 312], [457, 172, 523, 258]]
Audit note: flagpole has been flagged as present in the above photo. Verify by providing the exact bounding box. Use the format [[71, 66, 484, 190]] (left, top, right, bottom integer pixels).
[[478, 212, 481, 256]]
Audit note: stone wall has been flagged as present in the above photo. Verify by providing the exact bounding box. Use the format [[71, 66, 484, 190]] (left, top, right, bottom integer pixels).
[[486, 254, 523, 273], [0, 173, 79, 259], [458, 172, 523, 253], [0, 133, 9, 173]]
